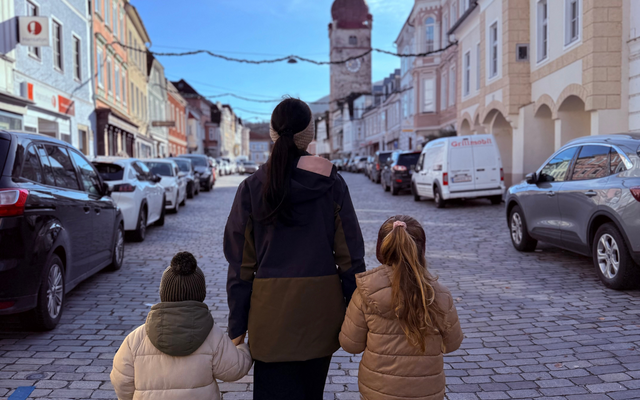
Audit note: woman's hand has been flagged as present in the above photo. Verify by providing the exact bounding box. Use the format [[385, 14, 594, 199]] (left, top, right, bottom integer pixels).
[[232, 332, 246, 346]]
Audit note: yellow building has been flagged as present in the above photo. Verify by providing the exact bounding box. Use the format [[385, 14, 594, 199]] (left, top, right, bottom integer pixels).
[[452, 0, 631, 186], [125, 3, 152, 158]]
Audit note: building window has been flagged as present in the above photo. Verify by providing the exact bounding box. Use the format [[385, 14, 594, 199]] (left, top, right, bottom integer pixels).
[[73, 36, 81, 80], [120, 10, 124, 40], [537, 0, 548, 62], [131, 83, 135, 114], [489, 22, 499, 78], [52, 21, 63, 71], [463, 51, 471, 96], [94, 0, 101, 15], [105, 0, 111, 27], [423, 78, 435, 113], [451, 2, 457, 25], [113, 2, 118, 37], [565, 0, 580, 45], [26, 1, 40, 58], [122, 71, 126, 104], [107, 57, 112, 94], [128, 32, 133, 58], [79, 129, 89, 155], [449, 66, 456, 106], [349, 36, 358, 46], [461, 0, 470, 13], [441, 72, 448, 110], [425, 17, 435, 52], [97, 47, 104, 88], [476, 42, 481, 90], [115, 65, 120, 100]]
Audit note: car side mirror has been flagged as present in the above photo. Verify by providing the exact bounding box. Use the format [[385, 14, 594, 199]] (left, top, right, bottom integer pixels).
[[101, 182, 112, 197], [178, 172, 187, 178], [525, 172, 538, 184], [151, 174, 162, 183], [411, 164, 418, 172]]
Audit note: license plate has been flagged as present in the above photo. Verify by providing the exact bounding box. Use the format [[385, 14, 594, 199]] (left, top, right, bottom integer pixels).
[[452, 174, 472, 183]]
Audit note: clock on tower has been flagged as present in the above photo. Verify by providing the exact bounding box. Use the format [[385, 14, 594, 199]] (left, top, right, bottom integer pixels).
[[329, 0, 373, 110]]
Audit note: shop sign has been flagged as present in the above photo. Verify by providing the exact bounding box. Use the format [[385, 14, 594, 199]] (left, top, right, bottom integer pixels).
[[19, 17, 50, 47], [152, 121, 176, 127], [21, 82, 75, 116]]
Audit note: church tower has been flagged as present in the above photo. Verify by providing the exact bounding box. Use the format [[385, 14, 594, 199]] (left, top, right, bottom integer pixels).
[[329, 0, 373, 110]]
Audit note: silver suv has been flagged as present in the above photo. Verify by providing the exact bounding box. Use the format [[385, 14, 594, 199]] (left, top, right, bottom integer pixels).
[[506, 134, 640, 290]]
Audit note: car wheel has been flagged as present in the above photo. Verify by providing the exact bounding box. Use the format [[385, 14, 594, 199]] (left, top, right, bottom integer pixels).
[[131, 206, 147, 242], [187, 183, 194, 199], [172, 194, 180, 213], [107, 223, 125, 271], [509, 205, 537, 252], [434, 186, 447, 209], [154, 196, 166, 226], [180, 191, 186, 206], [30, 255, 64, 331], [593, 223, 639, 290], [412, 183, 421, 202], [391, 184, 399, 196], [384, 179, 390, 192], [195, 184, 200, 196], [490, 195, 503, 205]]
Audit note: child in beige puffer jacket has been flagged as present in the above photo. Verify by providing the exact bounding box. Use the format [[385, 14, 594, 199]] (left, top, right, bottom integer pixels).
[[110, 252, 252, 400], [340, 216, 464, 400]]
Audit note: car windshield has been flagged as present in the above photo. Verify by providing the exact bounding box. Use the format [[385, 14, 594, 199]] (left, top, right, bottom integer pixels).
[[93, 163, 124, 181], [146, 162, 173, 177], [378, 153, 392, 164], [183, 156, 208, 167], [174, 160, 191, 172], [397, 153, 421, 167]]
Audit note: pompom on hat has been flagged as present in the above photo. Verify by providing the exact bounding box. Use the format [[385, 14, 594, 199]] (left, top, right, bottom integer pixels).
[[159, 252, 207, 302]]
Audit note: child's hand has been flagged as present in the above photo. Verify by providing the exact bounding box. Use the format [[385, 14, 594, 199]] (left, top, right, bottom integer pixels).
[[232, 332, 246, 346]]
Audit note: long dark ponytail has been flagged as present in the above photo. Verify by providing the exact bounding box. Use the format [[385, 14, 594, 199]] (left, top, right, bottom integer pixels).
[[261, 98, 311, 224]]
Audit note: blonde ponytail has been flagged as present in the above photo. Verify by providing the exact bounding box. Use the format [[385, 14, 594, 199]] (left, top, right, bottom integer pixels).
[[377, 216, 448, 353]]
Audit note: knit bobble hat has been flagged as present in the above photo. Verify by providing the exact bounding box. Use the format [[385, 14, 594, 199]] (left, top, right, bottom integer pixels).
[[159, 252, 207, 303]]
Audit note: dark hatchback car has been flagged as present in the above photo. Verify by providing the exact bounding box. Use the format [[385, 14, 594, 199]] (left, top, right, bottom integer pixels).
[[371, 150, 394, 183], [381, 151, 422, 195], [506, 134, 640, 290], [0, 130, 124, 330], [180, 154, 214, 191]]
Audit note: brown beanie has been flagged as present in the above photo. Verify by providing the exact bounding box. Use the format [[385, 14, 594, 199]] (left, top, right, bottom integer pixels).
[[159, 252, 207, 302]]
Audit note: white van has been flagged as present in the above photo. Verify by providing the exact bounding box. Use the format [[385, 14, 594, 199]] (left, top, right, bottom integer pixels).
[[411, 134, 505, 208]]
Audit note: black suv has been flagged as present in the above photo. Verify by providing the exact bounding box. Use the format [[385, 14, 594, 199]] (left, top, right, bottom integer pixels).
[[381, 151, 422, 195], [371, 151, 394, 184], [0, 130, 124, 330]]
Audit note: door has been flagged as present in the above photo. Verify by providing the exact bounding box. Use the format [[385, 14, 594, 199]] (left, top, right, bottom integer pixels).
[[472, 138, 501, 190], [69, 149, 116, 266], [448, 138, 475, 192], [558, 145, 611, 254], [38, 144, 94, 280], [520, 147, 578, 244]]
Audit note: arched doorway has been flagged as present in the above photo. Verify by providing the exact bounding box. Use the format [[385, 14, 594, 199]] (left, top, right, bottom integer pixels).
[[484, 109, 513, 187], [460, 119, 472, 136], [557, 95, 590, 146], [525, 104, 555, 173], [473, 114, 486, 135]]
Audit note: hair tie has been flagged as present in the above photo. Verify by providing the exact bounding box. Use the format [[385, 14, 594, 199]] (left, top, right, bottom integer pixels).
[[393, 221, 407, 230]]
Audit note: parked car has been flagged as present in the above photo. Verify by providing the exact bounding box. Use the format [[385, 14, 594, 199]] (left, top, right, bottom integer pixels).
[[506, 134, 640, 290], [170, 157, 200, 198], [331, 159, 344, 171], [222, 157, 235, 174], [364, 156, 375, 178], [236, 160, 245, 175], [0, 130, 124, 329], [181, 154, 215, 191], [381, 151, 422, 195], [345, 157, 355, 172], [93, 157, 165, 242], [242, 160, 259, 174], [144, 159, 187, 213], [371, 151, 394, 183], [411, 134, 505, 208], [355, 156, 368, 173]]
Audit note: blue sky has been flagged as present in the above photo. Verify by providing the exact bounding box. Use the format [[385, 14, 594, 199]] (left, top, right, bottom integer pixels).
[[131, 0, 414, 122]]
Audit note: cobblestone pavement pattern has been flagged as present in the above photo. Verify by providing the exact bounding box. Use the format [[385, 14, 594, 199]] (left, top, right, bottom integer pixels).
[[1, 173, 640, 400]]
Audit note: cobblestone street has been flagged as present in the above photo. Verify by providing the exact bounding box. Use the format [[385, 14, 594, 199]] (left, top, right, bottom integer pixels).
[[1, 173, 640, 400]]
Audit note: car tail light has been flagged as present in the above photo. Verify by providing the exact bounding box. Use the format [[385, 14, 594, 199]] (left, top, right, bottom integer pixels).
[[376, 163, 380, 171], [113, 184, 136, 192], [631, 187, 640, 202], [500, 168, 504, 182], [443, 173, 449, 186], [0, 301, 15, 310], [0, 189, 29, 217], [393, 165, 407, 172], [396, 179, 403, 183]]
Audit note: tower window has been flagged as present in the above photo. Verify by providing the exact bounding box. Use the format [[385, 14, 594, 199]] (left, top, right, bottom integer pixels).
[[349, 36, 358, 46]]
